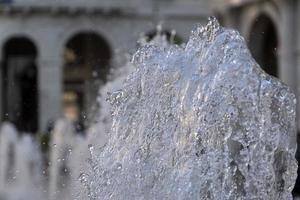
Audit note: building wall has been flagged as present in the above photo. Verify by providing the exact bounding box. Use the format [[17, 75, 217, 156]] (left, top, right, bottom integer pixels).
[[6, 0, 298, 133], [0, 1, 211, 132]]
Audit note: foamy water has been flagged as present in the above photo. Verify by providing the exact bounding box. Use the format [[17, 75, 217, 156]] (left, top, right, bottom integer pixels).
[[81, 17, 297, 200]]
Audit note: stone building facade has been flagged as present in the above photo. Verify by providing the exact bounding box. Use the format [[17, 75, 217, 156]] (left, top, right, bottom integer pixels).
[[0, 0, 211, 133], [2, 0, 299, 135]]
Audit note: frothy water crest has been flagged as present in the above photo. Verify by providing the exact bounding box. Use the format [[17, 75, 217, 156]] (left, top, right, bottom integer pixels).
[[81, 17, 297, 200]]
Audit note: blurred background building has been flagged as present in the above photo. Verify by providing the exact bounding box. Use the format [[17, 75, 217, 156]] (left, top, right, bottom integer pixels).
[[1, 0, 299, 133], [0, 0, 211, 134], [1, 0, 300, 197]]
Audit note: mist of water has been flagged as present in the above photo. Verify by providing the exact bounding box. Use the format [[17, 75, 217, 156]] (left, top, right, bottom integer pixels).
[[80, 17, 297, 200], [0, 123, 44, 200]]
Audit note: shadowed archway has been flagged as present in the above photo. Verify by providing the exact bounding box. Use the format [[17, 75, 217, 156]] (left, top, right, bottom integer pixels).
[[63, 32, 111, 127], [248, 14, 278, 77], [1, 37, 38, 133]]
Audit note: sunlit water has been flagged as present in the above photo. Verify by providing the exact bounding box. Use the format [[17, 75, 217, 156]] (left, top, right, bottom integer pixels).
[[80, 17, 297, 200], [0, 17, 297, 200]]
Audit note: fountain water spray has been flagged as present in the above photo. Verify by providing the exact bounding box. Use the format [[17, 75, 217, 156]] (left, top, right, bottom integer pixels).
[[0, 123, 44, 200], [81, 17, 297, 200]]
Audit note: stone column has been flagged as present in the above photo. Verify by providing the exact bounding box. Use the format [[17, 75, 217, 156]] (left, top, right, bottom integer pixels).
[[278, 0, 298, 128], [279, 0, 297, 91], [38, 57, 63, 132], [224, 7, 242, 31], [0, 59, 2, 122]]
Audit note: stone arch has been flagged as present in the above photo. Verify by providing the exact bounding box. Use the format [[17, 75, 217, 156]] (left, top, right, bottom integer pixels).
[[62, 31, 112, 126], [58, 26, 115, 59], [0, 33, 40, 58], [1, 36, 39, 133], [248, 13, 279, 77], [241, 1, 279, 40]]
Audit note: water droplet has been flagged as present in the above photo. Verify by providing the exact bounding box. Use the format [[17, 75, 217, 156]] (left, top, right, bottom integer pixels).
[[116, 163, 122, 170]]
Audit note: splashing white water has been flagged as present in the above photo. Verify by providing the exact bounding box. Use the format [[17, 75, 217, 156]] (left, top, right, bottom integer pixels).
[[0, 123, 44, 200], [81, 17, 297, 200]]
